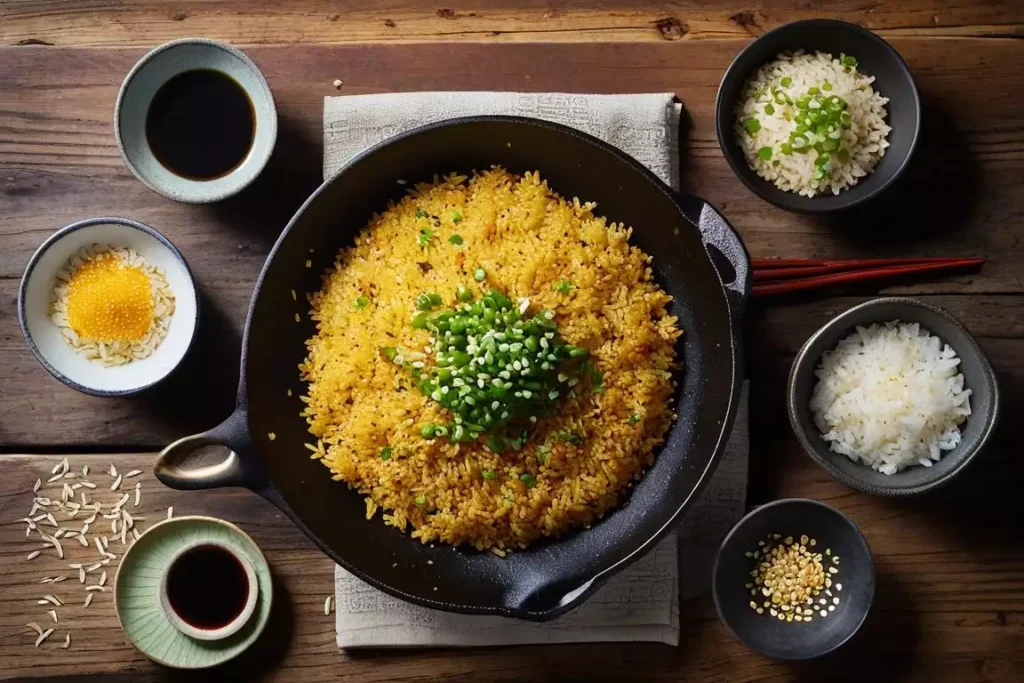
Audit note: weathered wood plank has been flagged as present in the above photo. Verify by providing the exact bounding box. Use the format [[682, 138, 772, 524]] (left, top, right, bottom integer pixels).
[[0, 450, 1020, 682], [1, 41, 1023, 447], [1, 0, 1022, 48]]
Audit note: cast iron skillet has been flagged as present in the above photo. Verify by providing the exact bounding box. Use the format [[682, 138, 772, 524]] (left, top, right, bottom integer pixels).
[[155, 116, 750, 620]]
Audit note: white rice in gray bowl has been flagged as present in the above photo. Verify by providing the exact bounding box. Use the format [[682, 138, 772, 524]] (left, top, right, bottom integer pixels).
[[735, 50, 891, 197], [809, 321, 971, 475]]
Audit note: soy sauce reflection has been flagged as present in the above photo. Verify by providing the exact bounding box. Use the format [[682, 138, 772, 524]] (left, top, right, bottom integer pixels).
[[146, 69, 255, 180], [166, 544, 249, 630]]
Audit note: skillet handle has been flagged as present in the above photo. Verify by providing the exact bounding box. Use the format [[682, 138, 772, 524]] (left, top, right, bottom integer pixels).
[[675, 193, 751, 318], [154, 406, 268, 492]]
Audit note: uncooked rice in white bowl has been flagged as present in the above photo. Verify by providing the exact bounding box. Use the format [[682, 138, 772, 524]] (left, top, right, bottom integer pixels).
[[735, 50, 891, 197], [809, 321, 971, 475], [50, 244, 175, 367]]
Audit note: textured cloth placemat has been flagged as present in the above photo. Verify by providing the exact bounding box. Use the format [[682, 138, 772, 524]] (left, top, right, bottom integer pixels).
[[324, 92, 748, 647]]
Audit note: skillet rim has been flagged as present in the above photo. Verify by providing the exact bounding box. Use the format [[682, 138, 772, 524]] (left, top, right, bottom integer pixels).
[[239, 114, 748, 619]]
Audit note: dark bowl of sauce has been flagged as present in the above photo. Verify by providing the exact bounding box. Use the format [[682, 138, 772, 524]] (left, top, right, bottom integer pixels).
[[160, 541, 259, 640], [115, 38, 277, 204]]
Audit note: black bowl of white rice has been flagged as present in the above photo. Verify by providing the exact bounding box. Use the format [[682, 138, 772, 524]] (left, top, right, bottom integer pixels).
[[787, 298, 999, 496], [716, 20, 920, 212]]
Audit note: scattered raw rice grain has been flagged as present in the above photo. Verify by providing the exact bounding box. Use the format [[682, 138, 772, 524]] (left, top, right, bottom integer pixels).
[[85, 585, 105, 592], [99, 571, 107, 587], [41, 595, 61, 606], [26, 622, 43, 636], [62, 633, 71, 649], [86, 562, 102, 571], [134, 484, 141, 507], [47, 610, 57, 623], [26, 550, 41, 561], [324, 596, 333, 615], [33, 478, 41, 493], [79, 567, 86, 583], [84, 593, 94, 608], [124, 470, 142, 478], [79, 481, 96, 489], [109, 464, 117, 477], [34, 628, 54, 648], [82, 465, 89, 477], [51, 576, 66, 583], [167, 507, 174, 519], [111, 474, 123, 491]]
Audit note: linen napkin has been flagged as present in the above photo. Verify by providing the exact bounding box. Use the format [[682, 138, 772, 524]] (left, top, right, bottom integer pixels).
[[324, 92, 749, 647]]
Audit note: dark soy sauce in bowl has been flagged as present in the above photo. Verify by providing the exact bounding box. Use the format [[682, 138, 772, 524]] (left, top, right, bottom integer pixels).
[[146, 69, 255, 180], [166, 544, 250, 630]]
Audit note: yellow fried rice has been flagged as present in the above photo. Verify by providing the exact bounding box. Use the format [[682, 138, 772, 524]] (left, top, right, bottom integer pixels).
[[299, 168, 681, 551]]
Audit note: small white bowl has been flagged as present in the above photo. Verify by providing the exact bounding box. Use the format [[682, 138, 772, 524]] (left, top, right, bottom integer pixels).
[[158, 538, 260, 641], [18, 217, 199, 396], [114, 38, 277, 203]]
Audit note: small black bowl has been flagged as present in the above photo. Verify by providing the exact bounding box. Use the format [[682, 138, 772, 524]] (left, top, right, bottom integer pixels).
[[787, 297, 999, 496], [713, 499, 874, 659], [715, 19, 920, 213]]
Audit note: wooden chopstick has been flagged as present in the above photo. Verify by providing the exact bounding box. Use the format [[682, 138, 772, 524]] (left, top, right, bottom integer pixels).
[[751, 257, 974, 269], [752, 257, 984, 283], [752, 258, 985, 297]]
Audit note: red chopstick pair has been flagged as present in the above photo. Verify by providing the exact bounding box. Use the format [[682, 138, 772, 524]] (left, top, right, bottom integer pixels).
[[751, 257, 985, 297]]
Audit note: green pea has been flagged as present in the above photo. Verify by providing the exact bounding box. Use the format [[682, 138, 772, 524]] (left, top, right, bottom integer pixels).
[[758, 146, 773, 161]]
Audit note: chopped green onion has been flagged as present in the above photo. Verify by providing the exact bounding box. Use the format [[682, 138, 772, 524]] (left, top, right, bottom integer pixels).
[[416, 293, 437, 311], [380, 446, 393, 460], [415, 208, 428, 218], [456, 283, 474, 302], [556, 430, 584, 446], [381, 346, 398, 361], [743, 118, 761, 134], [411, 311, 429, 329], [780, 142, 793, 155], [840, 111, 852, 127], [448, 233, 464, 245], [774, 91, 788, 105], [808, 86, 820, 95], [451, 210, 463, 224], [791, 135, 808, 149], [421, 423, 437, 439], [628, 413, 642, 425], [553, 279, 574, 294], [354, 294, 369, 309], [474, 267, 486, 281], [795, 96, 810, 109], [519, 473, 537, 488], [822, 81, 833, 91], [758, 146, 773, 161], [415, 495, 426, 506], [417, 228, 435, 249], [482, 470, 496, 480]]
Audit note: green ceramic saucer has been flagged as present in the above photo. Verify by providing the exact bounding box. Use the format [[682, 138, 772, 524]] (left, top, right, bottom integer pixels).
[[114, 516, 273, 669]]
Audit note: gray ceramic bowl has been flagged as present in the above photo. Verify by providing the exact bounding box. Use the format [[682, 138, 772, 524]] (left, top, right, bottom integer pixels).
[[788, 298, 999, 495], [715, 19, 920, 213], [713, 499, 874, 660], [114, 38, 277, 203]]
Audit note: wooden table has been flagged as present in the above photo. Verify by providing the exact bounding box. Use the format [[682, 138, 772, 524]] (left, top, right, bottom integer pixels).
[[1, 2, 1022, 681]]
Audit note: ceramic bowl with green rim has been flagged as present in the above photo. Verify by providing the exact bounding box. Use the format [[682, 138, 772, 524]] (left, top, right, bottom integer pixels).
[[114, 516, 273, 669]]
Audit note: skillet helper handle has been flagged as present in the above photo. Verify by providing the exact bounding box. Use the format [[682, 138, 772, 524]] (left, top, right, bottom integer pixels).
[[155, 407, 268, 492], [675, 193, 751, 318]]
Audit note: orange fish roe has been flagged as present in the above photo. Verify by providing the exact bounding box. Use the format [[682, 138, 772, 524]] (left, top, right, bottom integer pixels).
[[65, 254, 154, 342]]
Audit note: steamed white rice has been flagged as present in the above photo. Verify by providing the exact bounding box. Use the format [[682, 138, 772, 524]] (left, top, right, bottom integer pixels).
[[735, 50, 891, 197], [809, 321, 972, 475]]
